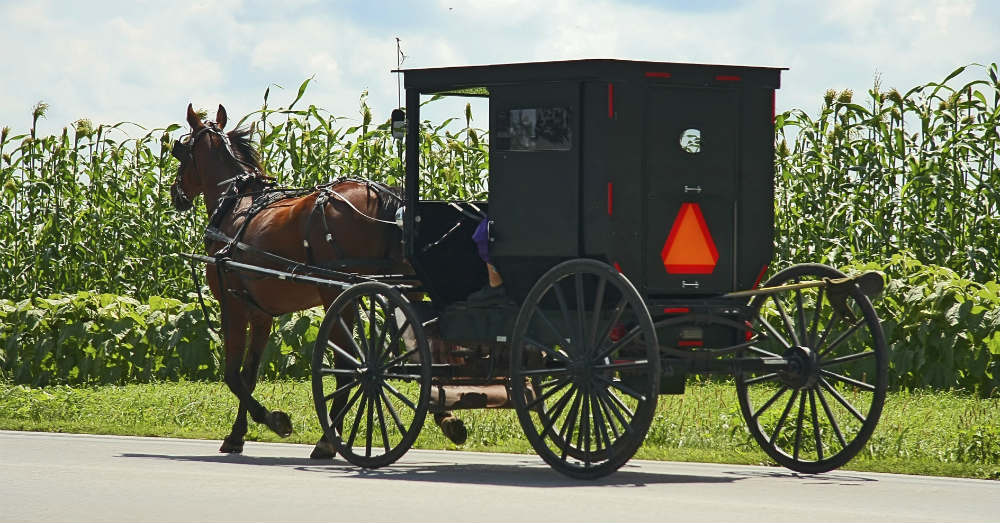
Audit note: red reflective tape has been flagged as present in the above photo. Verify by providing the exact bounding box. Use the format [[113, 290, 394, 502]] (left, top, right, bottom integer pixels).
[[715, 75, 741, 82], [607, 182, 613, 216], [752, 264, 769, 289], [608, 83, 614, 119], [678, 340, 703, 347], [613, 262, 622, 273], [663, 307, 690, 314], [645, 72, 671, 78]]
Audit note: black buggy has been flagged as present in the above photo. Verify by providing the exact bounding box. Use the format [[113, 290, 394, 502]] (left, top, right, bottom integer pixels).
[[294, 59, 888, 479]]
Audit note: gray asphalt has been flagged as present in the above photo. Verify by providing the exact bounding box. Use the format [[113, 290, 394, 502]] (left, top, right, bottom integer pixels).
[[1, 430, 997, 522]]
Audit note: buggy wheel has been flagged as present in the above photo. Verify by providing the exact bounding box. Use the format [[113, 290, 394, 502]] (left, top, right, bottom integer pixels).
[[510, 259, 660, 479], [737, 263, 888, 473], [312, 282, 431, 468]]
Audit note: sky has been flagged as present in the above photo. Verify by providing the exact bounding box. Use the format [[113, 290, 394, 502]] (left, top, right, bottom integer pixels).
[[1, 0, 998, 138]]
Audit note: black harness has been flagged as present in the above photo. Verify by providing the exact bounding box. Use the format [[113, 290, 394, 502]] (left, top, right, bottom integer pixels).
[[172, 122, 405, 319]]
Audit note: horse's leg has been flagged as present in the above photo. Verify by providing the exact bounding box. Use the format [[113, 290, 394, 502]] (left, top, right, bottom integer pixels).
[[220, 299, 292, 439], [220, 314, 274, 453]]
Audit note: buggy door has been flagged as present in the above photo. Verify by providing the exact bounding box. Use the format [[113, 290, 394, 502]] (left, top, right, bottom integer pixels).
[[644, 86, 739, 295]]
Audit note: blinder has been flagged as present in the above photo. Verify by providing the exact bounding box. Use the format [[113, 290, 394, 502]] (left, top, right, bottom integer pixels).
[[171, 138, 191, 162]]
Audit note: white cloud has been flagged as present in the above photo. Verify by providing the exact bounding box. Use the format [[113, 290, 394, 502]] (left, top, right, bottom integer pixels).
[[0, 0, 997, 137]]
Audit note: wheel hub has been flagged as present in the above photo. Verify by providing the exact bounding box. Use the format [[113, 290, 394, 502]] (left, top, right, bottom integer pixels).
[[779, 346, 819, 390]]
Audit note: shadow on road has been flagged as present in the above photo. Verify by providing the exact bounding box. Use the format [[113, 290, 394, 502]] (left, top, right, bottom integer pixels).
[[119, 452, 744, 488]]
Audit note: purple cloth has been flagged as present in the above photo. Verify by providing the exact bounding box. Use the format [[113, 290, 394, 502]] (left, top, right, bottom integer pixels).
[[472, 218, 490, 263]]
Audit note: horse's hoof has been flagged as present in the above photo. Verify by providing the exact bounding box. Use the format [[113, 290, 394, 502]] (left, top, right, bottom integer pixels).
[[219, 436, 244, 454], [310, 438, 337, 459], [266, 410, 293, 437], [438, 415, 468, 445]]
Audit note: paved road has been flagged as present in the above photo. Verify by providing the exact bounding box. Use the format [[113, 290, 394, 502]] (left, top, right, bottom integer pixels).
[[1, 430, 997, 522]]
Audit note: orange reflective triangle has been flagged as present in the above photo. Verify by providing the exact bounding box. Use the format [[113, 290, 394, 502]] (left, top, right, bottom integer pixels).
[[660, 203, 719, 274]]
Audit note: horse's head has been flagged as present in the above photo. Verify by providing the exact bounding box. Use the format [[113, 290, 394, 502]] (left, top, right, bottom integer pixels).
[[170, 103, 260, 212]]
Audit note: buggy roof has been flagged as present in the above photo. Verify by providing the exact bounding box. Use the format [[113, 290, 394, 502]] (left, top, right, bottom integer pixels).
[[399, 59, 785, 95]]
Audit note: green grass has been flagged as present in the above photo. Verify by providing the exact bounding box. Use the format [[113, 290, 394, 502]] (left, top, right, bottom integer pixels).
[[2, 379, 997, 479]]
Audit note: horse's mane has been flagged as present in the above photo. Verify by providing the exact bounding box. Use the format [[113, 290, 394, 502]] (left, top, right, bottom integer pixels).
[[368, 181, 403, 223], [227, 127, 265, 175], [226, 126, 401, 223]]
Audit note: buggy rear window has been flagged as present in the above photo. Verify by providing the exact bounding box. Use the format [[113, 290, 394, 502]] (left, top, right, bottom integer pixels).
[[496, 107, 572, 151]]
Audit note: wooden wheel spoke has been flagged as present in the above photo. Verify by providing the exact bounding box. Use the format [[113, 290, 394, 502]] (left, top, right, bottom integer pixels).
[[820, 369, 876, 391], [593, 297, 630, 361], [376, 302, 393, 360], [320, 367, 356, 376], [525, 376, 572, 411], [771, 295, 801, 346], [821, 350, 875, 368], [751, 385, 789, 419], [557, 392, 584, 460], [330, 382, 364, 425], [539, 384, 578, 439], [375, 391, 391, 454], [382, 382, 417, 411], [522, 335, 571, 364], [820, 378, 867, 423], [794, 283, 807, 345], [757, 316, 792, 350], [593, 387, 622, 440], [346, 394, 367, 449], [598, 383, 636, 421], [769, 389, 799, 445], [385, 318, 411, 357], [367, 294, 381, 361], [815, 386, 848, 447], [793, 391, 806, 460], [819, 318, 867, 359], [592, 359, 649, 372], [365, 389, 375, 458], [324, 377, 359, 403], [381, 373, 423, 381], [813, 311, 841, 354], [576, 393, 591, 464], [353, 302, 370, 362], [596, 374, 646, 402], [383, 347, 420, 370], [588, 275, 608, 349], [808, 287, 826, 347], [746, 345, 782, 358], [590, 391, 612, 454], [574, 273, 587, 356], [552, 282, 576, 354], [744, 372, 779, 386], [332, 322, 365, 367], [379, 387, 407, 435], [810, 390, 824, 462], [519, 366, 571, 378]]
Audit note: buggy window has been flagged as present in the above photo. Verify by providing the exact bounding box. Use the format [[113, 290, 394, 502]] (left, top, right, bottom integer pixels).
[[496, 107, 572, 151]]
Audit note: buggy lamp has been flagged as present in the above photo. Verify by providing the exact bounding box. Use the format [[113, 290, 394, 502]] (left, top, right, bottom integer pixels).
[[391, 109, 406, 140]]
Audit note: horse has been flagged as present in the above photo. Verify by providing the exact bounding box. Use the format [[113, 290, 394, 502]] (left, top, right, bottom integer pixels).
[[169, 104, 466, 458]]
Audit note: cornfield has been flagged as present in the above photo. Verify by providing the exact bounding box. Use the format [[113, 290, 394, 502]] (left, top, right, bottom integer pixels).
[[0, 82, 488, 301], [1, 66, 999, 391], [773, 64, 1000, 282]]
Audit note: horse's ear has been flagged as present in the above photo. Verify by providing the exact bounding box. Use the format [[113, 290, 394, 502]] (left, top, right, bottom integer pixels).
[[186, 103, 204, 130], [216, 105, 228, 130]]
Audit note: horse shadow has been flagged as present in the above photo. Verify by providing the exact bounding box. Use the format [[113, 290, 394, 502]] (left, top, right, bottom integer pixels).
[[119, 452, 744, 488]]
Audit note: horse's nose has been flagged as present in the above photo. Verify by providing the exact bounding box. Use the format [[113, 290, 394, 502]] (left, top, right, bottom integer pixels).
[[171, 183, 193, 211]]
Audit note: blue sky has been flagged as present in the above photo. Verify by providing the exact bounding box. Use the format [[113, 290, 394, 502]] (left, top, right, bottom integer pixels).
[[2, 0, 998, 137]]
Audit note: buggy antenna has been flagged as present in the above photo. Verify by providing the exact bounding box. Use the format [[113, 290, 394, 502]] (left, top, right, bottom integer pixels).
[[395, 37, 406, 109]]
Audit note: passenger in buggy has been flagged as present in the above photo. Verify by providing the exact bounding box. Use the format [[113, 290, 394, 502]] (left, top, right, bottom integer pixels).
[[467, 217, 507, 303]]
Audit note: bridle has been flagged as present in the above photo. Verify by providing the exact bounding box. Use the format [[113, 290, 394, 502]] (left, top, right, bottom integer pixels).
[[170, 121, 264, 209]]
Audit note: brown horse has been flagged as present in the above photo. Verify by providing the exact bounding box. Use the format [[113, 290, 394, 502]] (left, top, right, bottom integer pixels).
[[170, 103, 419, 457]]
